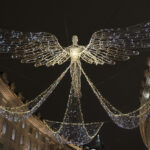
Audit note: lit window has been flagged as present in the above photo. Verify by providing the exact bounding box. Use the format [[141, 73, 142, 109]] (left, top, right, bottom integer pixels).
[[35, 131, 38, 139], [22, 122, 25, 128], [28, 140, 31, 150], [11, 128, 15, 141], [20, 135, 24, 145], [1, 123, 6, 135]]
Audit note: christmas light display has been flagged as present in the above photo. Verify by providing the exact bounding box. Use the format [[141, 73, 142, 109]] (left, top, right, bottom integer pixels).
[[0, 19, 150, 145]]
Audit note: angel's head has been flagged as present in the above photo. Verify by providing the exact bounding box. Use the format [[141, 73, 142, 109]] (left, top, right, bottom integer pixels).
[[72, 35, 78, 46]]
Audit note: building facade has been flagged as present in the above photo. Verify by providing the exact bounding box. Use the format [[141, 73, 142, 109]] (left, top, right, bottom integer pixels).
[[139, 59, 150, 150], [0, 74, 79, 150]]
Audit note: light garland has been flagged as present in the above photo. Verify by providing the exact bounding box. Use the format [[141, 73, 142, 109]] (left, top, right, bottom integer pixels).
[[0, 19, 150, 145], [0, 65, 70, 122], [80, 63, 150, 129]]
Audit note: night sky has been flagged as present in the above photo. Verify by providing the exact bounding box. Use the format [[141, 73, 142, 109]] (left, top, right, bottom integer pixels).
[[0, 0, 150, 149]]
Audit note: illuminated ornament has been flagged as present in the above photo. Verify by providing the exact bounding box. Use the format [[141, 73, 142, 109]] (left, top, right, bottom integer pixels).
[[0, 19, 150, 145]]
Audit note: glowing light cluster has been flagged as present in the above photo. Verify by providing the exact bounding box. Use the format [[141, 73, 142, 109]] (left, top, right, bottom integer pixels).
[[70, 48, 81, 61]]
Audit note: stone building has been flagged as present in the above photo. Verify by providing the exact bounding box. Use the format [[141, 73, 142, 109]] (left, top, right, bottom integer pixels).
[[139, 59, 150, 150], [0, 74, 80, 150]]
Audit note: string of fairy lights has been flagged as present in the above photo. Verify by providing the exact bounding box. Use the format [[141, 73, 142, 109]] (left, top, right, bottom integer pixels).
[[0, 19, 150, 145]]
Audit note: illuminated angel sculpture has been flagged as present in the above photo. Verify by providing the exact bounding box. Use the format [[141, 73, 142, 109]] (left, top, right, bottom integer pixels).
[[0, 20, 150, 145]]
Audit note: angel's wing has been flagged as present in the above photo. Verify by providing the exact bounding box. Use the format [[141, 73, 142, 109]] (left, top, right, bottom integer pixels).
[[0, 29, 69, 67], [81, 20, 150, 65]]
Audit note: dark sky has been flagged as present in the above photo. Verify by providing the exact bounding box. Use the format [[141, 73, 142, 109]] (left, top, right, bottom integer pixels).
[[0, 0, 150, 149]]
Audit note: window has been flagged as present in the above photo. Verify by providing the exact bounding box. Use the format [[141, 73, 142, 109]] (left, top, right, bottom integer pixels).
[[35, 131, 38, 139], [22, 122, 25, 129], [20, 135, 24, 145], [50, 145, 54, 150], [11, 128, 15, 141], [42, 137, 45, 143], [27, 140, 31, 150], [29, 127, 32, 134], [1, 123, 6, 135]]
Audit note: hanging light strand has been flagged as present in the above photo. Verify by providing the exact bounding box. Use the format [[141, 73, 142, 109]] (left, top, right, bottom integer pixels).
[[0, 64, 71, 122], [80, 62, 150, 129]]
